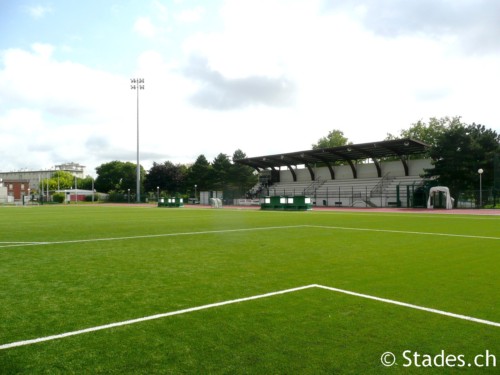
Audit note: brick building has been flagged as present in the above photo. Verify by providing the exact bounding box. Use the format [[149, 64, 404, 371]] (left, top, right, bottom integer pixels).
[[1, 179, 30, 201]]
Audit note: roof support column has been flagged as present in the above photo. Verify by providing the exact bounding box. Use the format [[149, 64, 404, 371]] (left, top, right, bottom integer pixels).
[[305, 164, 315, 181], [373, 159, 382, 177], [316, 157, 335, 179], [399, 156, 409, 176], [347, 160, 357, 178], [286, 165, 297, 181]]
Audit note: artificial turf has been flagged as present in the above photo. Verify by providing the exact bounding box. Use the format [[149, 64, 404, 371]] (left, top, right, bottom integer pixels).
[[0, 205, 498, 373]]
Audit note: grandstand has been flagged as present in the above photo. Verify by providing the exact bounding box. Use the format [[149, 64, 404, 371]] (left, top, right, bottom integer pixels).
[[236, 139, 431, 208], [267, 174, 426, 208]]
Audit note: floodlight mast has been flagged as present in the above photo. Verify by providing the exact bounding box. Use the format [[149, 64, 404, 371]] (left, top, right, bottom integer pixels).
[[130, 78, 144, 203], [478, 168, 484, 208]]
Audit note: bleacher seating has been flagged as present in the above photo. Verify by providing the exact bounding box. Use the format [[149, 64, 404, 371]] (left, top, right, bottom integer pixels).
[[263, 175, 423, 208]]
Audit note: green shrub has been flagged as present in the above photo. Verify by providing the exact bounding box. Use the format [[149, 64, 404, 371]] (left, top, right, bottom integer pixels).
[[52, 193, 65, 203]]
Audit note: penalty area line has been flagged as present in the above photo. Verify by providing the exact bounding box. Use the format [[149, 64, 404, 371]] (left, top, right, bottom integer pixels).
[[0, 242, 44, 244], [0, 241, 49, 248], [0, 225, 308, 249], [314, 284, 500, 328], [306, 225, 500, 241], [1, 284, 498, 351], [0, 285, 316, 350]]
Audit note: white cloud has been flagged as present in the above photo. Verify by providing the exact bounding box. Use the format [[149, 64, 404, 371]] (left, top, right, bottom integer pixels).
[[31, 42, 54, 60], [152, 0, 169, 21], [133, 16, 158, 38], [181, 0, 500, 145], [25, 4, 53, 19], [325, 0, 500, 56], [0, 44, 127, 118], [176, 6, 204, 23], [183, 0, 316, 79], [0, 44, 138, 174]]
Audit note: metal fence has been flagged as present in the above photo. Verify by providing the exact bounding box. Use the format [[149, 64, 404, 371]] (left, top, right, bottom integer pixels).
[[265, 184, 423, 208], [456, 189, 499, 208], [261, 181, 500, 209]]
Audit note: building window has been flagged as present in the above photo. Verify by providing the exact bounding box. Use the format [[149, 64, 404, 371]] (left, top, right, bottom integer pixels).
[[21, 184, 25, 190]]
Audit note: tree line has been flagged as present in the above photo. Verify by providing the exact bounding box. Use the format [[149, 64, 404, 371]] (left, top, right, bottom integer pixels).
[[386, 116, 499, 203], [44, 149, 257, 200]]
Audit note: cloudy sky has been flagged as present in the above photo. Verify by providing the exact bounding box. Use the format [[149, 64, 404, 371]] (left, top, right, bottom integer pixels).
[[1, 0, 499, 176]]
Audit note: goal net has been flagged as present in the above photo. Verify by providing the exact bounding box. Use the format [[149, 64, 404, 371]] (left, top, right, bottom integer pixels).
[[209, 198, 223, 208]]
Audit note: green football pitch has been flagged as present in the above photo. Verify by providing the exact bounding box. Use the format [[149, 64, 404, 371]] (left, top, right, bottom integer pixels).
[[0, 205, 498, 374]]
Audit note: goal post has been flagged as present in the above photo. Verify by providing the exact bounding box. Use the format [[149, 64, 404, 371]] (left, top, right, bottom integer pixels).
[[209, 198, 223, 208]]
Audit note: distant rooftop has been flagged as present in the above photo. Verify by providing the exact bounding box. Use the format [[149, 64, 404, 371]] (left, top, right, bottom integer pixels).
[[55, 162, 86, 171]]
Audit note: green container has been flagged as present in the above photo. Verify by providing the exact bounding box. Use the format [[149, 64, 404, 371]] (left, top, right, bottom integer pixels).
[[158, 197, 184, 208], [260, 196, 312, 211]]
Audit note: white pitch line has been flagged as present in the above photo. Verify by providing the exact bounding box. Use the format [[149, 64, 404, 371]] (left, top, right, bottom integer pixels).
[[0, 284, 316, 350], [0, 241, 49, 248], [0, 225, 308, 249], [306, 225, 500, 240], [314, 284, 500, 328], [0, 241, 46, 245], [1, 284, 498, 351], [3, 224, 498, 250]]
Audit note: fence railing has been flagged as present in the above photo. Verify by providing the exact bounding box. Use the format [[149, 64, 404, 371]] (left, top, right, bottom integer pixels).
[[254, 185, 499, 209], [266, 185, 403, 208], [303, 177, 326, 196], [456, 189, 499, 208]]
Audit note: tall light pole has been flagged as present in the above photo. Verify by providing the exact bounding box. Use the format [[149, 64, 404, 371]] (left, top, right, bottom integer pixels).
[[130, 78, 145, 203], [478, 168, 484, 208], [74, 175, 78, 204]]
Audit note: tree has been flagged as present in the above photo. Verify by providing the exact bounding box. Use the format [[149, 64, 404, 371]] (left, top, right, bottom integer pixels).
[[312, 129, 349, 149], [424, 122, 500, 204], [232, 149, 247, 161], [95, 161, 144, 194], [40, 171, 94, 196], [78, 176, 95, 190], [144, 161, 186, 195], [211, 153, 232, 190], [231, 149, 258, 193], [386, 116, 460, 148], [45, 171, 74, 190], [186, 155, 212, 192]]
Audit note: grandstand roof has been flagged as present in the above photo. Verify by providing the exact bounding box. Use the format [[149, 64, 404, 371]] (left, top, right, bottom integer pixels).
[[235, 138, 429, 179]]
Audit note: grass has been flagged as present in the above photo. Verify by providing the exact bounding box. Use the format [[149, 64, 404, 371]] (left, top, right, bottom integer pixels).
[[0, 205, 498, 374]]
